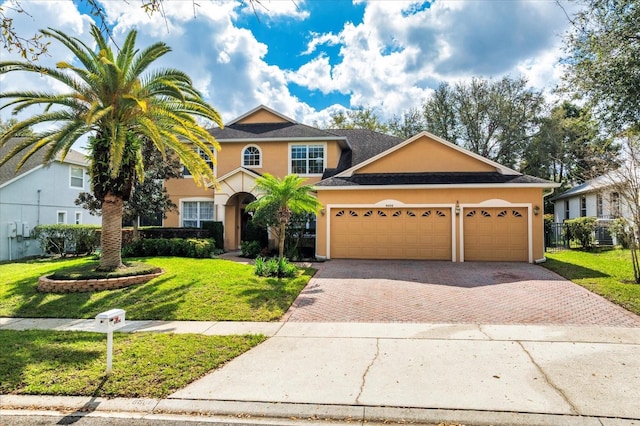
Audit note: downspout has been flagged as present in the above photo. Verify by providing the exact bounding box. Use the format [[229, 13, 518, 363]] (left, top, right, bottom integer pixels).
[[37, 189, 41, 225]]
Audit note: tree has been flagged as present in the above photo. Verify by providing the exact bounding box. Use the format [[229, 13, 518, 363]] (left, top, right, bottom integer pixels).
[[422, 76, 545, 169], [522, 102, 619, 184], [326, 107, 389, 133], [75, 138, 184, 239], [0, 117, 33, 137], [246, 174, 321, 259], [387, 107, 425, 139], [601, 133, 640, 283], [562, 0, 640, 134], [0, 25, 222, 271]]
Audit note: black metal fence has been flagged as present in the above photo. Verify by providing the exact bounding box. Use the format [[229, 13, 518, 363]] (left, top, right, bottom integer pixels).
[[545, 222, 614, 252]]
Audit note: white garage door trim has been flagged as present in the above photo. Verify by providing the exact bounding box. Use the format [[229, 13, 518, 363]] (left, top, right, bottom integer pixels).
[[459, 199, 533, 263], [325, 199, 457, 261]]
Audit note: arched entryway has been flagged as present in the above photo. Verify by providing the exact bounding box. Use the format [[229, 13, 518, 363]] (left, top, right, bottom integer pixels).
[[224, 192, 256, 250]]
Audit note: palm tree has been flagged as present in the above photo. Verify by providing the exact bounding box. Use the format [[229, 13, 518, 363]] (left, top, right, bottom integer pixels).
[[246, 173, 321, 259], [0, 25, 222, 271]]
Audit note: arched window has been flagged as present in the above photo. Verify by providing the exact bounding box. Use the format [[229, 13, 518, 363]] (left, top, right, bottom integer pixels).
[[242, 145, 261, 167]]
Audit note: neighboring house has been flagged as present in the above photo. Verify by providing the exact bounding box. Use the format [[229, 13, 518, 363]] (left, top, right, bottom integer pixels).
[[164, 105, 559, 263], [551, 174, 637, 245], [0, 138, 100, 261], [552, 175, 633, 223]]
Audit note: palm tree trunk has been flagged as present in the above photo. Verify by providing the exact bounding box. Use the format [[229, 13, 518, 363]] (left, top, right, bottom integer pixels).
[[278, 221, 286, 259], [99, 192, 125, 271]]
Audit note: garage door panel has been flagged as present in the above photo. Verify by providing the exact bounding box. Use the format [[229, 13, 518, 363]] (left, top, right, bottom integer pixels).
[[464, 207, 528, 262], [330, 207, 452, 260]]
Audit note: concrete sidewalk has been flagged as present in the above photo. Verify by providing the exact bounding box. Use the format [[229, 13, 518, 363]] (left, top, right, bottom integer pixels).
[[1, 318, 640, 425]]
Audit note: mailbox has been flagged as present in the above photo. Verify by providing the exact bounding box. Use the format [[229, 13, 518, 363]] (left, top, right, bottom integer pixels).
[[95, 309, 126, 332]]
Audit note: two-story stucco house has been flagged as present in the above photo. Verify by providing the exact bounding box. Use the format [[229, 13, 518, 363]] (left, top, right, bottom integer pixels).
[[164, 105, 559, 263], [0, 138, 101, 261]]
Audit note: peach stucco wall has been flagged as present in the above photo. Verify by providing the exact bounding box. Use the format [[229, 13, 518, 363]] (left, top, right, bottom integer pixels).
[[315, 186, 547, 262], [163, 178, 214, 227], [236, 109, 288, 124], [357, 135, 496, 174], [216, 140, 342, 184]]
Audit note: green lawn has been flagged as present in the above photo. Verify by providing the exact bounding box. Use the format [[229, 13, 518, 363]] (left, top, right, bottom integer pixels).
[[0, 255, 312, 398], [0, 329, 264, 398], [544, 249, 640, 315], [0, 256, 314, 321]]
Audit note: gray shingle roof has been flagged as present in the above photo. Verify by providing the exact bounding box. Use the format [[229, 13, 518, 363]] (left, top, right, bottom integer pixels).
[[0, 138, 88, 186], [209, 122, 344, 140], [316, 172, 554, 187], [322, 129, 404, 178]]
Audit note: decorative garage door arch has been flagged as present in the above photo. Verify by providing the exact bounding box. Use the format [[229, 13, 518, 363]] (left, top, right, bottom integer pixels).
[[460, 200, 533, 263], [326, 200, 456, 260]]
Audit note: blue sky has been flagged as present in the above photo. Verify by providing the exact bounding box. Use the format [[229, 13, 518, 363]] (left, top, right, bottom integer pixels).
[[1, 0, 576, 127]]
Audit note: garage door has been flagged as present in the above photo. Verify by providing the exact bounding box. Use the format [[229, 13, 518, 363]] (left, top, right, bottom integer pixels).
[[463, 207, 528, 262], [330, 208, 452, 260]]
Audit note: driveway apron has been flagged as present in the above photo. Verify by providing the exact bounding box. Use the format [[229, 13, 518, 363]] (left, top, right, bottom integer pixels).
[[284, 260, 640, 326]]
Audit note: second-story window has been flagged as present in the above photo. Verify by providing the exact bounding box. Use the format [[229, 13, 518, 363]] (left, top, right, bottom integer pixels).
[[291, 144, 325, 175], [242, 145, 261, 168], [611, 192, 621, 217], [183, 148, 214, 177], [596, 194, 603, 218], [580, 195, 587, 217], [70, 166, 84, 189]]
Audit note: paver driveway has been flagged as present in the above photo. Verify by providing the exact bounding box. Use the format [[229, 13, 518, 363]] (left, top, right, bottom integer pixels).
[[284, 260, 640, 326]]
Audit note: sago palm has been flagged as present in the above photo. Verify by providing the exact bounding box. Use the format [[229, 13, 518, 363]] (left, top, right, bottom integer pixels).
[[246, 173, 321, 259], [0, 25, 222, 271]]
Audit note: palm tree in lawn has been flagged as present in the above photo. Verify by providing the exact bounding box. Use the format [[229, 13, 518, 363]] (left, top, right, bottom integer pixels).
[[0, 25, 222, 271], [246, 173, 321, 259]]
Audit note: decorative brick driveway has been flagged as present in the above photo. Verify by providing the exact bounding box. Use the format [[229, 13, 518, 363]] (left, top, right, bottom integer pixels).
[[284, 260, 640, 326]]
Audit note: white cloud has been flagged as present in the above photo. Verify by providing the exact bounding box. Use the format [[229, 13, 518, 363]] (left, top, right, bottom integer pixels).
[[1, 0, 577, 131]]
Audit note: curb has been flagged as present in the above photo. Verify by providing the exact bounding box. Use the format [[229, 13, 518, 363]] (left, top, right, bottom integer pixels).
[[2, 395, 636, 426]]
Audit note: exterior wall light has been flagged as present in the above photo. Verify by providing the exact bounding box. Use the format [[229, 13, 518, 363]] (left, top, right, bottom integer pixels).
[[533, 205, 541, 216], [320, 208, 326, 216], [455, 201, 460, 216]]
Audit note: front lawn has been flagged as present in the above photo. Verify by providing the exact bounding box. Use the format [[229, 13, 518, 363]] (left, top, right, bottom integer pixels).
[[544, 249, 640, 315], [0, 257, 314, 321], [0, 329, 264, 398]]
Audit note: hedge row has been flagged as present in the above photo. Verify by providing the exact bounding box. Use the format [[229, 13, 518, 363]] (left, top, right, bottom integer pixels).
[[122, 238, 218, 258]]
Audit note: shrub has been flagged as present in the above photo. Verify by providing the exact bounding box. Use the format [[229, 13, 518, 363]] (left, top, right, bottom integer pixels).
[[241, 240, 262, 258], [122, 238, 217, 258], [254, 256, 298, 278], [32, 225, 101, 256], [564, 217, 597, 249], [609, 218, 634, 249], [202, 221, 224, 250]]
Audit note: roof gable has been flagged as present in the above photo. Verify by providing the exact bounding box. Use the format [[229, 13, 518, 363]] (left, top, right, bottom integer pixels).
[[227, 105, 296, 126], [337, 131, 519, 178]]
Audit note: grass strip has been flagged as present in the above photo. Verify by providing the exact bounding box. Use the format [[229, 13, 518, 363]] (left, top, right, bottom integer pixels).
[[0, 329, 265, 398], [544, 249, 640, 315]]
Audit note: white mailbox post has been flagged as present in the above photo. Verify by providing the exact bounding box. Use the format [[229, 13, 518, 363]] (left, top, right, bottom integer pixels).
[[95, 309, 126, 375]]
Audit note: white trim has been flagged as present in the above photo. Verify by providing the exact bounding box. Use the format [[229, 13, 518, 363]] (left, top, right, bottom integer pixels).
[[458, 200, 533, 263], [57, 211, 67, 225], [334, 131, 521, 178], [325, 202, 457, 261], [217, 166, 263, 183], [226, 104, 298, 126], [288, 142, 327, 177], [0, 164, 44, 189], [180, 198, 215, 228], [315, 182, 560, 191], [69, 165, 85, 189], [241, 144, 263, 168]]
